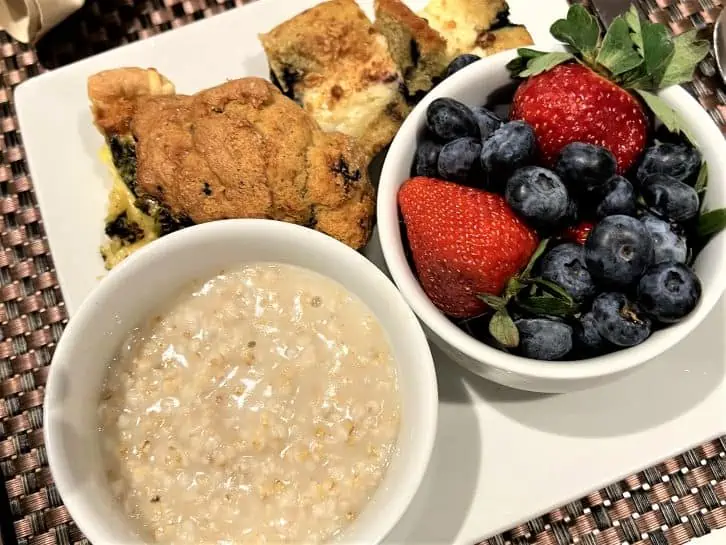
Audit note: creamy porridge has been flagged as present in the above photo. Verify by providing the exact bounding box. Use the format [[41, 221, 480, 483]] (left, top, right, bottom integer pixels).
[[98, 263, 401, 544]]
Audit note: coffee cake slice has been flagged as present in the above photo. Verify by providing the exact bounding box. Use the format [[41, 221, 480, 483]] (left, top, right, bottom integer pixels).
[[419, 0, 533, 60], [259, 0, 409, 159], [374, 0, 448, 98]]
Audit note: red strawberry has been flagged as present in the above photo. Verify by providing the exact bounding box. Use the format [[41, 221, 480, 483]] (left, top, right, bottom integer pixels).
[[510, 63, 648, 174], [561, 221, 595, 246], [398, 177, 539, 318]]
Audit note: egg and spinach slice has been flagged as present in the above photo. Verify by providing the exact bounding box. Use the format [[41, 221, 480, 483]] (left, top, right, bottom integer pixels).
[[100, 135, 192, 269]]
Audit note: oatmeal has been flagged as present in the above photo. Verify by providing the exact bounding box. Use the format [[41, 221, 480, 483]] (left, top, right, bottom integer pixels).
[[98, 263, 401, 544]]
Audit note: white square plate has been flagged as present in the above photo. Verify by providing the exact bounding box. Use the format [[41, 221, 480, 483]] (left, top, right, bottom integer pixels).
[[15, 1, 726, 544]]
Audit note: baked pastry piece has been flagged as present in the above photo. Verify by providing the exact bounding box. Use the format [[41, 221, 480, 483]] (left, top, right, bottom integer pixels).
[[419, 0, 533, 60], [374, 0, 448, 98], [259, 0, 409, 159], [88, 69, 375, 268], [471, 25, 534, 57]]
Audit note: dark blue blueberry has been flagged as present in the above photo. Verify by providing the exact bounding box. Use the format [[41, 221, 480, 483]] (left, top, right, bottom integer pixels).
[[585, 215, 654, 287], [426, 98, 480, 142], [480, 121, 536, 182], [554, 142, 617, 195], [505, 167, 569, 226], [411, 139, 442, 178], [444, 54, 481, 78], [595, 176, 636, 218], [640, 215, 687, 264], [539, 243, 596, 303], [470, 105, 503, 141], [562, 198, 579, 226], [636, 142, 702, 185], [514, 318, 573, 361], [591, 292, 652, 347], [575, 312, 610, 355], [641, 173, 699, 223], [438, 137, 482, 183], [637, 262, 701, 323]]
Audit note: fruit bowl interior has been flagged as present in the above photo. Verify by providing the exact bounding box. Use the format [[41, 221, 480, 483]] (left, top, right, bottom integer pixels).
[[377, 48, 726, 393]]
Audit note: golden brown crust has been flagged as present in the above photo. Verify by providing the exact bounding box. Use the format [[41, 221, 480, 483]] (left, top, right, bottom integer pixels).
[[375, 0, 446, 55], [87, 67, 175, 136], [131, 77, 374, 249]]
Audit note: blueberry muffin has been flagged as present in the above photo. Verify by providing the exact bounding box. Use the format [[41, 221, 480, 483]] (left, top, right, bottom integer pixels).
[[88, 70, 374, 268]]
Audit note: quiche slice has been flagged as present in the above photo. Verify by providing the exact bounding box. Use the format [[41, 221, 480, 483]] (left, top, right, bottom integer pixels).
[[259, 0, 410, 159]]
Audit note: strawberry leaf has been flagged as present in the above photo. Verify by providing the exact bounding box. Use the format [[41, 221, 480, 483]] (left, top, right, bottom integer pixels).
[[504, 277, 525, 299], [550, 5, 601, 61], [489, 309, 519, 348], [519, 52, 574, 78], [477, 294, 506, 311], [529, 278, 575, 304], [697, 209, 726, 238], [634, 89, 696, 144], [521, 238, 550, 279], [624, 6, 644, 55], [658, 30, 709, 88], [507, 49, 545, 76], [695, 161, 708, 195], [596, 16, 643, 76], [639, 21, 674, 88], [515, 294, 579, 318]]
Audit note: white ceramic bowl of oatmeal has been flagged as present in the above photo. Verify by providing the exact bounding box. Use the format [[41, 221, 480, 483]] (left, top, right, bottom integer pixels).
[[44, 219, 438, 545]]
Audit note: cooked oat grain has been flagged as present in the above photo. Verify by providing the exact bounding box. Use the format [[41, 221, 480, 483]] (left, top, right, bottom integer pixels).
[[98, 263, 400, 544]]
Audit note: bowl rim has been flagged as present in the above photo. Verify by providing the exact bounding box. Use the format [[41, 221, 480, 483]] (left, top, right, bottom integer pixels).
[[44, 218, 439, 545], [377, 47, 726, 382]]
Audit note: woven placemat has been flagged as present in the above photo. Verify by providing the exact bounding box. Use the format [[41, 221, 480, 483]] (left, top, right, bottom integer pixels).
[[0, 1, 723, 545]]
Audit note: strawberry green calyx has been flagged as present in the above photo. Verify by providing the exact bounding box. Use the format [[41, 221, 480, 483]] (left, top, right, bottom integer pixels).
[[477, 239, 579, 348], [507, 5, 709, 141]]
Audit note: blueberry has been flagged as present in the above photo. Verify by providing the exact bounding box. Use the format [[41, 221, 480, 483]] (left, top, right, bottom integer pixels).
[[555, 142, 617, 195], [438, 137, 482, 183], [470, 105, 503, 141], [426, 98, 480, 142], [514, 318, 573, 361], [480, 121, 536, 182], [585, 215, 654, 287], [595, 176, 636, 218], [641, 173, 699, 223], [412, 139, 442, 178], [444, 54, 481, 78], [591, 292, 652, 347], [505, 167, 569, 226], [539, 243, 596, 303], [637, 262, 701, 323], [640, 215, 687, 264], [636, 142, 702, 185], [575, 312, 610, 355], [562, 198, 579, 226]]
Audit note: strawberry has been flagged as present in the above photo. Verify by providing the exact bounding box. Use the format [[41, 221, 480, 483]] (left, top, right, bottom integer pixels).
[[510, 63, 648, 173], [561, 220, 595, 246], [507, 5, 709, 174], [398, 177, 539, 318]]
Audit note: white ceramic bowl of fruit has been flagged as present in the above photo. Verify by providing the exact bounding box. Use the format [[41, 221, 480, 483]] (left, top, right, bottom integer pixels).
[[377, 6, 726, 393]]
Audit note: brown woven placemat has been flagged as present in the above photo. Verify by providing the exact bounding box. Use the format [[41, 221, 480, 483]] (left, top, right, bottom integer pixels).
[[0, 1, 723, 545]]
